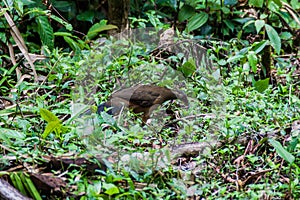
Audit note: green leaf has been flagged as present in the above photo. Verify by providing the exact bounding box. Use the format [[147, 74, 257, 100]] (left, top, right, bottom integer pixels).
[[268, 0, 282, 10], [101, 111, 116, 125], [52, 1, 74, 12], [224, 20, 235, 32], [39, 108, 68, 139], [288, 137, 298, 152], [255, 19, 265, 33], [224, 0, 238, 6], [13, 0, 24, 15], [280, 32, 293, 40], [35, 15, 54, 50], [269, 138, 295, 164], [178, 4, 195, 22], [242, 20, 254, 31], [40, 108, 63, 138], [249, 0, 264, 7], [265, 24, 281, 54], [291, 0, 300, 9], [227, 54, 245, 63], [251, 40, 269, 54], [271, 0, 282, 7], [234, 17, 254, 24], [21, 0, 36, 6], [50, 15, 73, 31], [254, 78, 269, 93], [218, 59, 227, 66], [63, 36, 81, 51], [103, 183, 120, 195], [169, 0, 178, 9], [186, 12, 208, 33], [179, 58, 196, 77], [20, 173, 42, 200], [42, 120, 62, 139], [77, 10, 95, 23], [247, 51, 258, 73], [87, 21, 118, 40], [212, 68, 221, 81], [39, 108, 60, 123], [0, 8, 9, 17], [0, 128, 25, 140], [54, 32, 75, 37], [10, 172, 28, 196], [221, 7, 231, 14]]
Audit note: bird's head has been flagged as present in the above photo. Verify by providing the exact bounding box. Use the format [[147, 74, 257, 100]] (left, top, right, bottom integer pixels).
[[172, 89, 189, 108]]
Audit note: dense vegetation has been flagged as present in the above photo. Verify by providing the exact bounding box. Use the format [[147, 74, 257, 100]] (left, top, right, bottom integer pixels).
[[0, 0, 299, 199]]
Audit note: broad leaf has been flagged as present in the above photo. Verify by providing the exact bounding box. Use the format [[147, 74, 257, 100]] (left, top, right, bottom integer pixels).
[[0, 128, 25, 145], [271, 0, 282, 7], [280, 32, 292, 40], [35, 15, 54, 50], [255, 19, 265, 33], [87, 21, 118, 40], [40, 108, 60, 123], [77, 10, 95, 23], [0, 128, 25, 139], [291, 0, 300, 9], [63, 36, 81, 51], [40, 108, 64, 138], [179, 58, 196, 77], [103, 183, 120, 195], [254, 78, 269, 93], [10, 172, 28, 196], [252, 40, 269, 54], [178, 4, 195, 22], [101, 111, 116, 125], [186, 12, 208, 33], [265, 24, 281, 54], [249, 0, 263, 7], [42, 120, 62, 139], [268, 0, 282, 11], [52, 1, 74, 12], [19, 173, 42, 200], [224, 0, 238, 6], [269, 138, 295, 164], [247, 51, 258, 73], [224, 19, 235, 32], [227, 54, 245, 63]]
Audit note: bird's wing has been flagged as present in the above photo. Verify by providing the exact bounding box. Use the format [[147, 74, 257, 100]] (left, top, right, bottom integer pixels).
[[110, 85, 178, 108], [129, 86, 162, 107], [111, 86, 136, 100]]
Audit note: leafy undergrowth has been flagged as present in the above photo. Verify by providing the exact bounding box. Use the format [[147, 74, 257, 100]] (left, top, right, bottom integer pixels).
[[1, 0, 300, 198], [1, 33, 300, 200]]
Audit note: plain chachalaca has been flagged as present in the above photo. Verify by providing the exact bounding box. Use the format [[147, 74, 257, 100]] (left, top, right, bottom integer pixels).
[[97, 85, 189, 122]]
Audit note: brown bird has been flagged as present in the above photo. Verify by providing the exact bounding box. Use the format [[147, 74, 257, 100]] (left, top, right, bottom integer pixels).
[[97, 85, 189, 122]]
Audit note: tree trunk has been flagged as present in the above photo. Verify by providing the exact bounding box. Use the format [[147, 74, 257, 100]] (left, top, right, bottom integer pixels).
[[108, 0, 130, 34]]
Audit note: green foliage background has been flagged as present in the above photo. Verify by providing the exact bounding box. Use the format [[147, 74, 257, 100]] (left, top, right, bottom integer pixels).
[[0, 0, 299, 199]]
